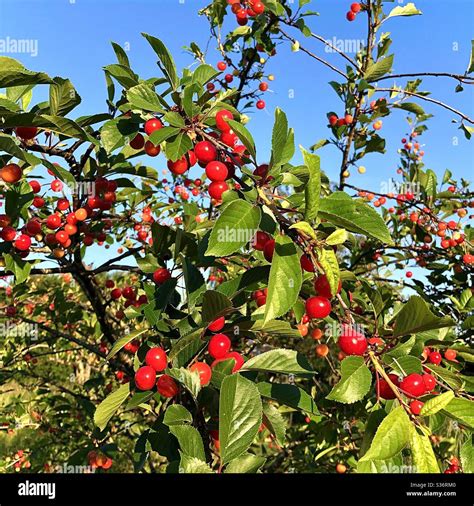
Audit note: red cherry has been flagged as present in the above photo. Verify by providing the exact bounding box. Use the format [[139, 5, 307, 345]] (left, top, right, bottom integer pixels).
[[157, 374, 179, 398], [206, 161, 228, 182], [144, 118, 163, 135], [208, 181, 228, 200], [376, 373, 400, 400], [208, 316, 225, 332], [29, 180, 41, 193], [259, 82, 268, 92], [338, 327, 367, 355], [144, 141, 160, 157], [217, 61, 227, 71], [190, 362, 212, 386], [256, 295, 267, 307], [153, 268, 171, 284], [253, 231, 271, 251], [251, 1, 265, 15], [194, 141, 217, 163], [328, 115, 338, 126], [122, 286, 136, 300], [145, 347, 168, 372], [300, 254, 314, 272], [346, 11, 356, 21], [263, 239, 275, 262], [135, 366, 156, 391], [305, 296, 331, 319], [215, 109, 234, 132], [14, 234, 31, 251], [26, 219, 42, 236], [399, 373, 426, 398], [428, 351, 442, 365], [214, 351, 245, 373], [350, 3, 361, 13], [111, 288, 122, 300], [15, 126, 38, 140], [444, 349, 457, 361], [130, 133, 145, 150], [422, 374, 437, 392], [314, 275, 342, 298], [208, 334, 232, 359], [256, 100, 265, 110], [167, 156, 188, 175], [1, 226, 16, 241], [410, 400, 424, 415]]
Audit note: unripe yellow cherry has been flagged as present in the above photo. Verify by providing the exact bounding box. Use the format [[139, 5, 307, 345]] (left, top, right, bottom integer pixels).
[[358, 166, 366, 174]]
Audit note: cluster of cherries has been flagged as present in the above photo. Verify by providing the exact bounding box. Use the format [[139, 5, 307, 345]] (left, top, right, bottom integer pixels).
[[10, 449, 31, 471], [132, 316, 244, 395], [87, 450, 113, 470], [226, 0, 265, 26], [346, 2, 362, 22]]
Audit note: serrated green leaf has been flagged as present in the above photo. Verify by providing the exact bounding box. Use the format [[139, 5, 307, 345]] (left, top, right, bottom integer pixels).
[[242, 349, 313, 375], [420, 391, 455, 417], [326, 356, 372, 404], [94, 384, 130, 431]]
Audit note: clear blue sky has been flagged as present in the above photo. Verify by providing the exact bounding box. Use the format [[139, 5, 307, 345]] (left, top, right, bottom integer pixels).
[[0, 0, 473, 271]]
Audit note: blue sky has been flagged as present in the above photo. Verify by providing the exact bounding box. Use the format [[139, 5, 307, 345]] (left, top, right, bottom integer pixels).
[[0, 0, 473, 272]]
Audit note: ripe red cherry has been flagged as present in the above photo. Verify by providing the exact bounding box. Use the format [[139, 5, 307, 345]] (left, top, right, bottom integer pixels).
[[144, 118, 163, 135], [253, 231, 271, 251], [26, 219, 42, 236], [130, 133, 145, 150], [194, 141, 217, 163], [376, 373, 400, 400], [328, 115, 338, 126], [206, 161, 228, 182], [217, 61, 227, 71], [399, 373, 426, 398], [428, 351, 442, 365], [111, 288, 122, 299], [256, 100, 265, 110], [1, 163, 23, 183], [1, 226, 17, 241], [122, 286, 136, 300], [208, 316, 225, 332], [314, 275, 342, 298], [422, 374, 437, 392], [208, 181, 228, 200], [251, 0, 265, 15], [135, 366, 157, 391], [212, 351, 245, 373], [444, 349, 457, 361], [350, 2, 361, 13], [410, 400, 424, 415], [153, 268, 171, 284], [167, 156, 188, 175], [144, 141, 160, 157], [157, 374, 179, 398], [15, 126, 38, 140], [346, 11, 356, 21], [300, 254, 314, 272], [215, 109, 234, 132], [190, 362, 212, 386], [29, 180, 41, 193], [46, 214, 62, 229], [14, 234, 31, 251], [305, 296, 331, 319], [51, 179, 63, 192], [145, 347, 168, 372], [259, 82, 268, 92], [208, 334, 232, 359], [338, 327, 367, 355], [263, 239, 275, 262]]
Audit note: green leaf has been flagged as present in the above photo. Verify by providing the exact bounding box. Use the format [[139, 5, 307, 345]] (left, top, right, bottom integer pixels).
[[424, 364, 463, 390], [301, 147, 320, 221], [106, 329, 147, 360], [467, 40, 474, 74], [168, 367, 202, 399], [179, 454, 213, 473], [126, 82, 166, 113], [359, 407, 411, 462], [142, 33, 179, 90], [0, 57, 52, 87], [210, 358, 236, 389], [206, 200, 261, 257], [386, 3, 422, 20], [385, 336, 416, 359], [420, 391, 455, 417], [460, 437, 474, 473], [262, 404, 286, 445], [326, 356, 372, 404], [170, 425, 206, 461], [442, 398, 474, 429], [148, 126, 180, 145], [289, 221, 316, 240], [227, 119, 256, 161], [242, 349, 313, 375], [394, 102, 425, 116], [170, 331, 205, 368], [49, 77, 81, 116], [163, 405, 193, 426], [225, 454, 266, 473], [319, 192, 393, 244], [271, 108, 289, 169], [364, 55, 394, 82], [409, 428, 440, 473], [318, 248, 340, 296], [94, 383, 130, 431], [202, 290, 233, 324], [219, 374, 263, 464], [111, 41, 131, 67], [192, 64, 220, 85], [325, 229, 348, 245], [393, 296, 455, 337], [103, 64, 138, 88], [263, 234, 302, 324], [257, 382, 319, 415], [165, 132, 193, 162], [4, 254, 32, 285]]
